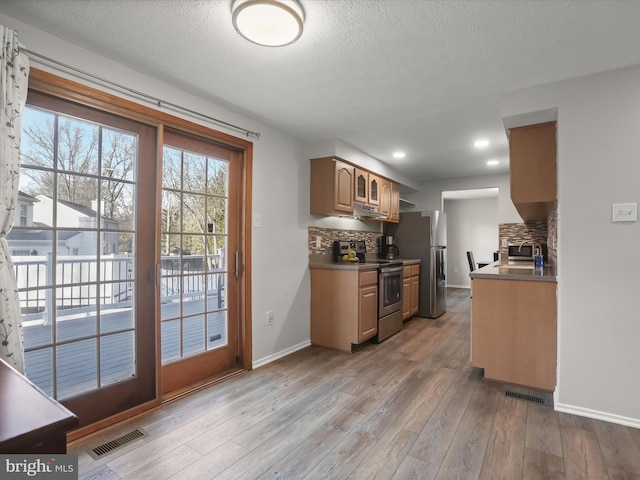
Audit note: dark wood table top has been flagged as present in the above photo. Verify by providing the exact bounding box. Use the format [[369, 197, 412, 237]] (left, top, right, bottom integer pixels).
[[0, 358, 78, 453]]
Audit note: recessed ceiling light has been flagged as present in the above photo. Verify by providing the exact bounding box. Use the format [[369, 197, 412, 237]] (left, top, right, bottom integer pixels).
[[393, 152, 406, 159], [486, 159, 499, 166], [474, 139, 490, 149]]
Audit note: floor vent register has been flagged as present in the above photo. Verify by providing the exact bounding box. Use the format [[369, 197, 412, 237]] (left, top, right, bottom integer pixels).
[[89, 429, 146, 459], [504, 389, 550, 406]]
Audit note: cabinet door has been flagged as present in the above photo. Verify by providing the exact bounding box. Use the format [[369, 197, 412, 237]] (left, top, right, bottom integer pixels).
[[509, 121, 556, 221], [334, 160, 355, 213], [402, 277, 411, 320], [368, 173, 380, 206], [389, 182, 399, 222], [509, 122, 556, 203], [358, 285, 378, 342], [355, 168, 368, 203], [379, 178, 391, 215], [410, 274, 419, 315]]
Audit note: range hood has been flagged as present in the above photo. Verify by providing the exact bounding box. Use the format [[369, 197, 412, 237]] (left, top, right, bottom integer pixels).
[[352, 201, 388, 219]]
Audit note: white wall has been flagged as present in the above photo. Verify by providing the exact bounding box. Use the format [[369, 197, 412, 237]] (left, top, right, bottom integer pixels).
[[0, 12, 313, 367], [405, 173, 521, 224], [444, 197, 499, 288], [503, 65, 640, 427]]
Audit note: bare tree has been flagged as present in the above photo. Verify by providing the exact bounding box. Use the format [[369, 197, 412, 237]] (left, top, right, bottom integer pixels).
[[20, 110, 135, 230], [22, 115, 97, 205], [101, 129, 135, 226], [160, 146, 228, 262]]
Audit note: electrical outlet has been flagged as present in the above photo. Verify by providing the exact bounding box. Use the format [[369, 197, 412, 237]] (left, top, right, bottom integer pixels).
[[315, 236, 322, 248], [266, 311, 273, 326], [501, 238, 508, 248], [612, 203, 637, 222]]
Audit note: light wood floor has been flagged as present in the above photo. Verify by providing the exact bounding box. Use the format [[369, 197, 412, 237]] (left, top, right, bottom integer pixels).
[[71, 288, 640, 480]]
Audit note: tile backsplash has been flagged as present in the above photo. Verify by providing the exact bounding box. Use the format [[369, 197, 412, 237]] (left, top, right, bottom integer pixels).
[[311, 200, 559, 266], [498, 201, 558, 264], [308, 226, 381, 255], [498, 222, 548, 256]]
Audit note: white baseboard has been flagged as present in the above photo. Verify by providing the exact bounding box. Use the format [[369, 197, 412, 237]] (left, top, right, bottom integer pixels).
[[447, 284, 470, 289], [252, 340, 311, 369], [555, 402, 640, 429]]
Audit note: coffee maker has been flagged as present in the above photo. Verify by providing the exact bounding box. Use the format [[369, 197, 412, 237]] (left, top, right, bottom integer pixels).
[[379, 235, 400, 260]]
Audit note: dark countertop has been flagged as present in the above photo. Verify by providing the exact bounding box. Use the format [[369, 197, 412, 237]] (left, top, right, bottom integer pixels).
[[470, 261, 557, 283], [394, 258, 421, 266], [308, 255, 420, 270]]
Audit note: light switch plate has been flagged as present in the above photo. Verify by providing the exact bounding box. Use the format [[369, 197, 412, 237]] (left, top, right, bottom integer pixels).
[[253, 212, 261, 228], [612, 203, 637, 222]]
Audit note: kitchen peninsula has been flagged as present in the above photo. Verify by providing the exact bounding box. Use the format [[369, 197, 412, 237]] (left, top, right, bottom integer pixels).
[[470, 261, 557, 391]]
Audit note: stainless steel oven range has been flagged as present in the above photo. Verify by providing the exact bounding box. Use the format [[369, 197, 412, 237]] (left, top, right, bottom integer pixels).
[[332, 240, 404, 342], [375, 261, 404, 342]]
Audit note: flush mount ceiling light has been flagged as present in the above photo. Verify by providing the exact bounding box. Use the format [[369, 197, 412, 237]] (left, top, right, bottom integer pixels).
[[232, 0, 305, 47], [393, 152, 406, 159], [474, 139, 490, 149], [486, 159, 499, 166]]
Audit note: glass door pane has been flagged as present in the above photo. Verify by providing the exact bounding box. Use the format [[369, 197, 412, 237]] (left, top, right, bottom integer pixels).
[[160, 129, 239, 395], [160, 147, 229, 362], [12, 92, 156, 426]]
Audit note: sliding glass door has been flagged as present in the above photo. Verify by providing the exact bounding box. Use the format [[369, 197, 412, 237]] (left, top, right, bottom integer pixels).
[[13, 92, 156, 427], [159, 129, 241, 396]]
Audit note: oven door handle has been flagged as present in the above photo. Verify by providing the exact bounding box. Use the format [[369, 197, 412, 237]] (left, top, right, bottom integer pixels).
[[380, 266, 403, 275]]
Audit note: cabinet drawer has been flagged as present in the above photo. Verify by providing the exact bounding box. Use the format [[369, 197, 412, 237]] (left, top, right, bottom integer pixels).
[[359, 270, 378, 287], [403, 266, 411, 278], [411, 264, 420, 276]]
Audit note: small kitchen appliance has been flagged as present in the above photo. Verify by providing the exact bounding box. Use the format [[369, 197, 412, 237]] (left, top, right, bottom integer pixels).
[[507, 243, 547, 263], [379, 235, 400, 260], [333, 240, 366, 262]]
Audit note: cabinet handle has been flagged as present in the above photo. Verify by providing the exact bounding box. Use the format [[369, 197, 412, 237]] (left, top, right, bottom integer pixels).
[[235, 251, 239, 279]]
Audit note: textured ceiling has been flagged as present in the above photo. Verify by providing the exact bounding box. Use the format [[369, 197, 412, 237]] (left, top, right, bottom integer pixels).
[[2, 0, 640, 182]]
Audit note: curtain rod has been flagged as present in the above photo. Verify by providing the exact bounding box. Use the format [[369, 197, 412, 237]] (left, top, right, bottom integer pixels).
[[20, 48, 261, 139]]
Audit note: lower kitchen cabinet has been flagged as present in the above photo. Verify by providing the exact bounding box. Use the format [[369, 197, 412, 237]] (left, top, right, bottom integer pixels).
[[471, 278, 557, 391], [402, 264, 420, 320], [310, 267, 378, 352], [410, 265, 419, 316]]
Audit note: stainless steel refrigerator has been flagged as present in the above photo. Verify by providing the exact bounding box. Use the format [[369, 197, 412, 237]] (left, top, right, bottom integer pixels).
[[387, 210, 447, 318]]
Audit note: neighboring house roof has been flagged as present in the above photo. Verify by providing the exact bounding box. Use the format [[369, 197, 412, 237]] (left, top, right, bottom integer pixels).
[[17, 190, 39, 203], [37, 195, 118, 223], [6, 230, 79, 241], [56, 197, 99, 218]]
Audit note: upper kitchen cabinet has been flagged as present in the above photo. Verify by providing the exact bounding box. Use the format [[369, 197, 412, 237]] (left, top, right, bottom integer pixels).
[[389, 182, 399, 222], [355, 168, 369, 204], [377, 178, 399, 223], [369, 172, 380, 205], [379, 178, 391, 217], [355, 168, 381, 206], [369, 172, 380, 206], [509, 121, 557, 222], [310, 157, 398, 222], [310, 157, 355, 216]]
